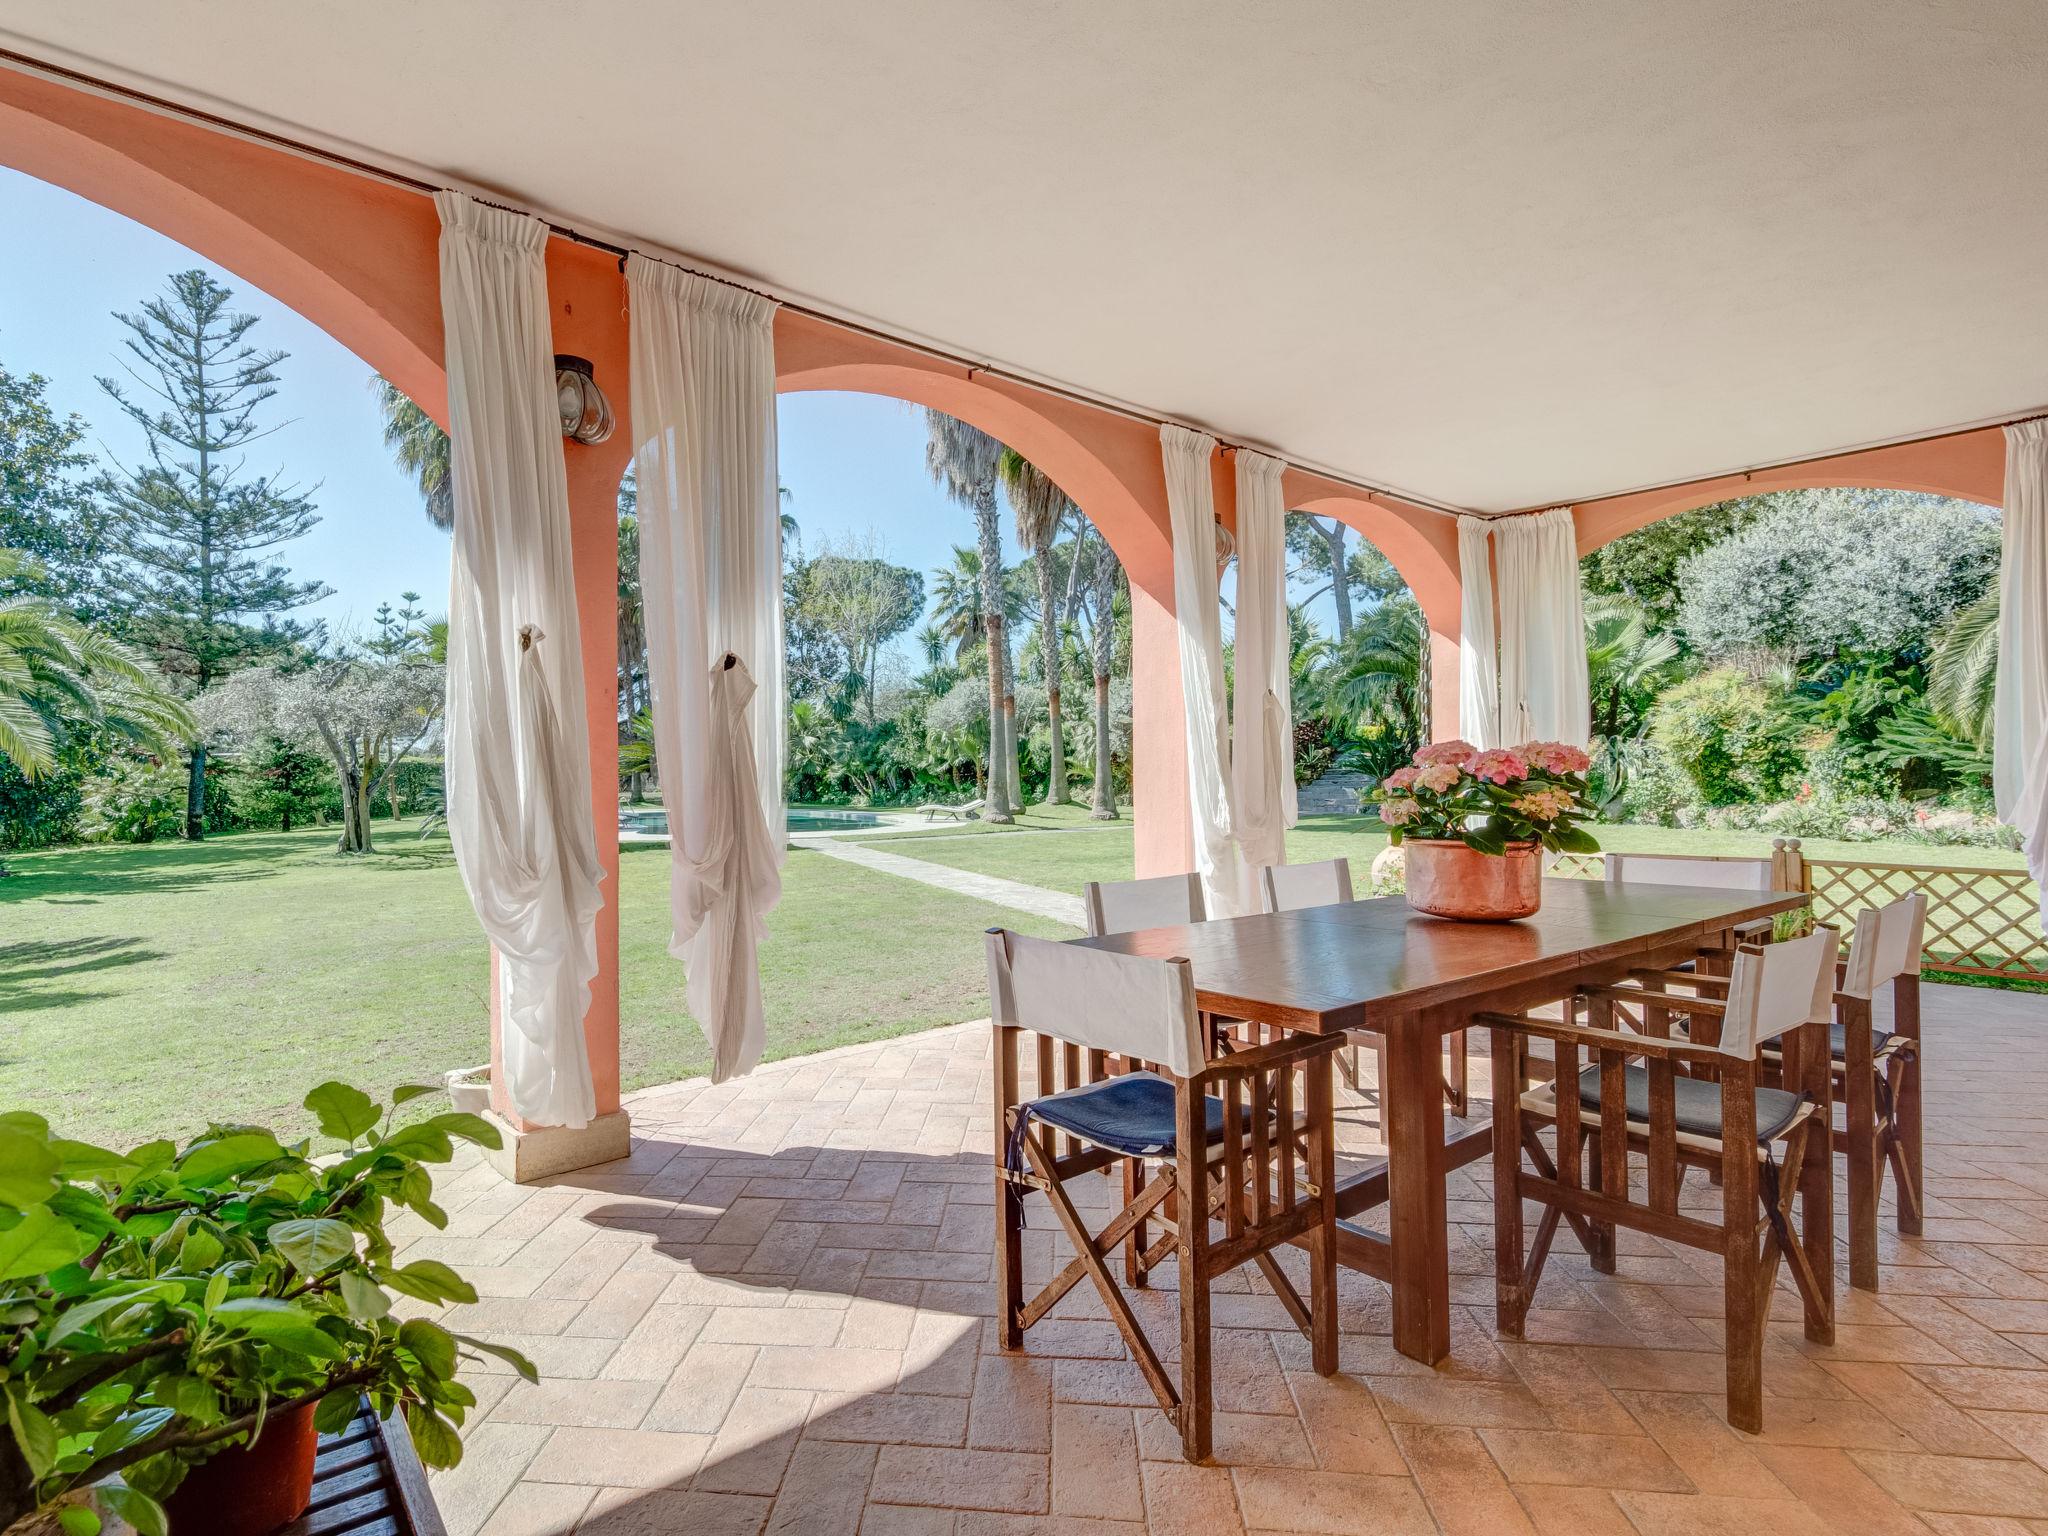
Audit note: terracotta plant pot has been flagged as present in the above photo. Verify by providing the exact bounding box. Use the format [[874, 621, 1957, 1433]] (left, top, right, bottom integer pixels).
[[1402, 838, 1542, 921], [162, 1400, 318, 1536]]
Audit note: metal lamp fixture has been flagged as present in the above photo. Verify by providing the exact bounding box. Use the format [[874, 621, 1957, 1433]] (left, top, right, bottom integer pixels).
[[554, 355, 615, 444]]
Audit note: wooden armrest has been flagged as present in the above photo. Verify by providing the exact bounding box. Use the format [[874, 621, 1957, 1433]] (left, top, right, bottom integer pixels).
[[1627, 968, 1731, 990], [1578, 982, 1728, 1019], [1476, 1011, 1715, 1066], [1201, 1029, 1345, 1079]]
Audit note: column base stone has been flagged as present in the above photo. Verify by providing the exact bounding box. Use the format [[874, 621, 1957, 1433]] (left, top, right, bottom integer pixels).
[[480, 1109, 631, 1184]]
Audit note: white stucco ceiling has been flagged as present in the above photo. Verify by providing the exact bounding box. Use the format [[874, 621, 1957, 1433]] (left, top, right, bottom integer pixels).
[[5, 2, 2045, 513]]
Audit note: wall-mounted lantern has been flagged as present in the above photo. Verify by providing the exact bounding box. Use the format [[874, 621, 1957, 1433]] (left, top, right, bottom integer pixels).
[[1214, 519, 1237, 577], [555, 355, 615, 444]]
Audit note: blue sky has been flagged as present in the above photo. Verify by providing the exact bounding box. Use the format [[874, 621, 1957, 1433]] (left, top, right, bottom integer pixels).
[[2, 167, 1284, 667]]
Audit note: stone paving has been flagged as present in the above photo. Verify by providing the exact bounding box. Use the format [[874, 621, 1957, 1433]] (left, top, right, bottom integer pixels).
[[413, 980, 2048, 1535], [802, 836, 1087, 926]]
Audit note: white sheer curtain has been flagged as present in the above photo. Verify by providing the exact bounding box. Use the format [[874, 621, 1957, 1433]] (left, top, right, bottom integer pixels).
[[627, 255, 786, 1083], [1995, 420, 2048, 923], [1231, 448, 1294, 870], [436, 190, 605, 1129], [1495, 506, 1591, 747], [1457, 515, 1500, 749], [1161, 425, 1251, 917]]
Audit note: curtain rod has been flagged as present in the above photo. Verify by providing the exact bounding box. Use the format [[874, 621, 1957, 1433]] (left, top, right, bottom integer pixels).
[[0, 44, 1473, 520]]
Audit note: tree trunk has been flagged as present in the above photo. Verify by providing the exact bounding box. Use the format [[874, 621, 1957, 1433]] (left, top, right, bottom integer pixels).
[[1319, 518, 1353, 639], [1038, 550, 1068, 805], [1002, 689, 1020, 808], [1091, 671, 1118, 819], [184, 744, 207, 841], [974, 496, 1014, 823]]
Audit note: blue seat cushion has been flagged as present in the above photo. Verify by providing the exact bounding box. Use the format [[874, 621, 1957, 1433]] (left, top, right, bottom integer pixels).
[[1017, 1071, 1233, 1160], [1568, 1064, 1807, 1144]]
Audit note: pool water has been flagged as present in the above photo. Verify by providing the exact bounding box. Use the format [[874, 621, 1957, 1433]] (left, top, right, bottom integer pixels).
[[618, 807, 880, 835]]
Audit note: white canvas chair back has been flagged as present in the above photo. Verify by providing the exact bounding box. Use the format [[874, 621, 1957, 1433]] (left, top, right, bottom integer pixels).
[[1260, 857, 1353, 914], [986, 929, 1204, 1077], [1083, 872, 1206, 938], [1840, 892, 1927, 999], [1714, 928, 1837, 1058], [1606, 852, 1774, 891]]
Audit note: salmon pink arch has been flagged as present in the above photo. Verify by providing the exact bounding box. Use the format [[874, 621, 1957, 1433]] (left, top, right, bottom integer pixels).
[[1570, 427, 2006, 556]]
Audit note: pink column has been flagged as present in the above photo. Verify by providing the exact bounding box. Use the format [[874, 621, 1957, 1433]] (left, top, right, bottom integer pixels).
[[1131, 577, 1193, 878]]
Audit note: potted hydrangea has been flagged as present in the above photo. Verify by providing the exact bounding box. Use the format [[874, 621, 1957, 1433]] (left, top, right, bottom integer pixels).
[[1370, 740, 1600, 919]]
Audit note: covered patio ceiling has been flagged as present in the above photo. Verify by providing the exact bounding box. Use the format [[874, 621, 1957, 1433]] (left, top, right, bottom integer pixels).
[[4, 1, 2045, 514]]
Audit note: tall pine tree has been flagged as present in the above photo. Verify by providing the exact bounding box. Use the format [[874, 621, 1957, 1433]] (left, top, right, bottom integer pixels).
[[97, 270, 329, 838]]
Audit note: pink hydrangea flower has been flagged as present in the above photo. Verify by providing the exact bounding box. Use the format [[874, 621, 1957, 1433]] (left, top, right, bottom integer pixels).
[[1383, 766, 1420, 792], [1378, 797, 1421, 827], [1414, 762, 1461, 794], [1519, 741, 1592, 776], [1510, 786, 1576, 820], [1414, 740, 1476, 768], [1465, 748, 1529, 786]]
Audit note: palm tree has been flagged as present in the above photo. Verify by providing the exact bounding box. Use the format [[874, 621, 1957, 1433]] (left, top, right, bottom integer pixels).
[[999, 448, 1079, 805], [925, 412, 1016, 821], [374, 380, 452, 531], [1073, 529, 1125, 819], [1325, 598, 1426, 766], [1584, 593, 1683, 740], [0, 553, 193, 778], [929, 546, 988, 665], [1928, 587, 1999, 748]]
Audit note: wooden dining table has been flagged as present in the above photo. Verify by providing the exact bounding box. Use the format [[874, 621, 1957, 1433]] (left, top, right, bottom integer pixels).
[[1074, 878, 1808, 1365]]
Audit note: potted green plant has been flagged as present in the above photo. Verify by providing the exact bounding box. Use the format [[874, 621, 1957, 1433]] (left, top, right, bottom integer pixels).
[[0, 1082, 536, 1536], [1370, 740, 1601, 919]]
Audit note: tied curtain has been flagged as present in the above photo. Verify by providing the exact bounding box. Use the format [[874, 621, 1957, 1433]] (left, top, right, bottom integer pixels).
[[1493, 507, 1592, 748], [1161, 425, 1251, 917], [1231, 448, 1296, 870], [436, 190, 606, 1129], [1994, 420, 2048, 924], [627, 256, 786, 1084], [1456, 515, 1501, 749]]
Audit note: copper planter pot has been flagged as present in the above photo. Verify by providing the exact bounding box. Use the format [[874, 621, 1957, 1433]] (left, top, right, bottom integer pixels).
[[162, 1400, 318, 1536], [1402, 838, 1542, 921]]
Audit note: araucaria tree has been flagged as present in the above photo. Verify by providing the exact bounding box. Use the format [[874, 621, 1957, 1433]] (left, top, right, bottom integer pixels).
[[925, 411, 1016, 822], [97, 271, 330, 838]]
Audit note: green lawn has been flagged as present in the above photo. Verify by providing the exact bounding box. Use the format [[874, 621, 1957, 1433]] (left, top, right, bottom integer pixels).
[[0, 820, 1068, 1147]]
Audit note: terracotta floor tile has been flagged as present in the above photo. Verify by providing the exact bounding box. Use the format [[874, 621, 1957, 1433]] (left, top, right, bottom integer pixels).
[[1849, 1451, 2048, 1517], [1231, 1467, 1435, 1534], [1391, 1423, 1537, 1535], [1611, 1491, 1834, 1534], [1477, 1427, 1692, 1491], [869, 1447, 1050, 1515]]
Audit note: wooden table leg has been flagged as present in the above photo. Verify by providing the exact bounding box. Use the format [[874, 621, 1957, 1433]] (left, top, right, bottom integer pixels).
[[1386, 1010, 1452, 1364]]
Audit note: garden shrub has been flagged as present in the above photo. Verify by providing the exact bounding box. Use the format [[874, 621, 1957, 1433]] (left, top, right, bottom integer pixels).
[[1648, 668, 1804, 807], [76, 755, 187, 842]]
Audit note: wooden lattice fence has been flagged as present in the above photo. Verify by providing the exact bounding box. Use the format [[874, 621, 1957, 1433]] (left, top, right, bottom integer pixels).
[[1547, 842, 2046, 984]]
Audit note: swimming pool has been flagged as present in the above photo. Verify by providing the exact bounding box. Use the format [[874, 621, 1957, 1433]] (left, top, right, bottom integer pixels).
[[618, 806, 881, 836]]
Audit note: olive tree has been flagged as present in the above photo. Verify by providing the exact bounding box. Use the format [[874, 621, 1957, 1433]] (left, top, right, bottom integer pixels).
[[202, 656, 441, 853]]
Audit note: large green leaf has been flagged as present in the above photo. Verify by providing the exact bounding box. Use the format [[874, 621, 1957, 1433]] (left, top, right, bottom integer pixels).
[[177, 1133, 284, 1189], [390, 1084, 441, 1107], [57, 1505, 100, 1536], [399, 1318, 457, 1380], [88, 1407, 174, 1461], [47, 1288, 163, 1348], [98, 1482, 168, 1536], [211, 1298, 345, 1361], [455, 1333, 539, 1384], [47, 1140, 136, 1182], [378, 1125, 453, 1163], [0, 1205, 93, 1281], [0, 1111, 49, 1137], [376, 1260, 476, 1306], [6, 1385, 57, 1478], [267, 1217, 355, 1275], [425, 1112, 502, 1151], [304, 1083, 381, 1144], [0, 1127, 61, 1210], [339, 1271, 391, 1321], [403, 1402, 462, 1469]]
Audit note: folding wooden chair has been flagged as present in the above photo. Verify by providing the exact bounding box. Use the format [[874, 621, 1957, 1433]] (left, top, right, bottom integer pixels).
[[1081, 872, 1206, 937], [1258, 857, 1472, 1115], [1604, 848, 1795, 970], [1483, 930, 1837, 1433], [986, 928, 1343, 1462]]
